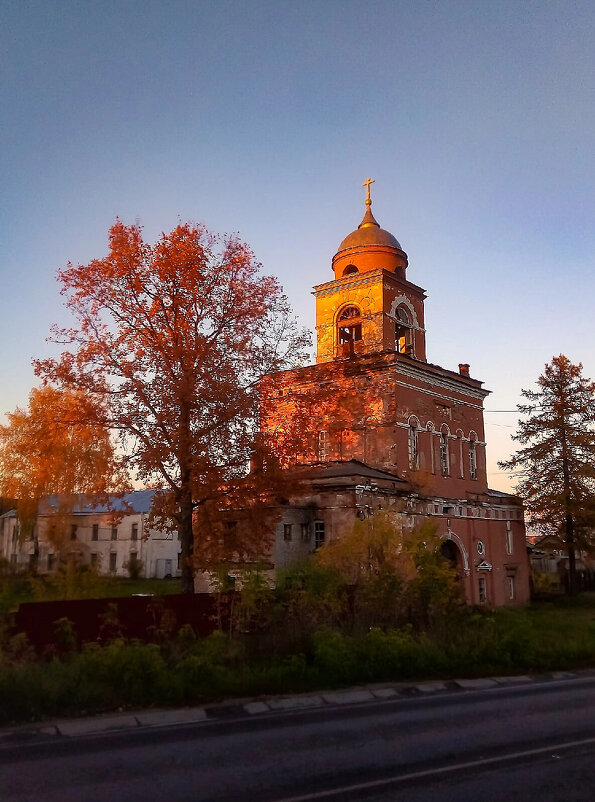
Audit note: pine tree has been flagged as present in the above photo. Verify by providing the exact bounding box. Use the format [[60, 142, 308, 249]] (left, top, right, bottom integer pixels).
[[499, 355, 595, 594]]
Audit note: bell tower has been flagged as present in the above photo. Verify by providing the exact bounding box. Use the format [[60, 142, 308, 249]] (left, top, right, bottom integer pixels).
[[314, 179, 427, 364]]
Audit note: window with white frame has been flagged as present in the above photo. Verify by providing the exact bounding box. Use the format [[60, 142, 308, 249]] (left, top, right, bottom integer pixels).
[[131, 522, 138, 541], [440, 430, 450, 476], [314, 521, 325, 549], [506, 525, 514, 555], [468, 437, 477, 479], [408, 424, 419, 470], [395, 305, 413, 354], [317, 430, 330, 462], [507, 576, 515, 600], [337, 305, 362, 345], [109, 552, 117, 572]]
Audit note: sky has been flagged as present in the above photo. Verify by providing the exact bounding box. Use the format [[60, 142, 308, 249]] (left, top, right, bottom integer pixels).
[[1, 0, 594, 492]]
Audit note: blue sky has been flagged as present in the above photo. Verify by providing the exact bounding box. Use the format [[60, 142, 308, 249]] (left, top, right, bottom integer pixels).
[[1, 0, 594, 491]]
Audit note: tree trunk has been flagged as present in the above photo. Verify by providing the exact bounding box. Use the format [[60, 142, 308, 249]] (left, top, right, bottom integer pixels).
[[565, 511, 578, 595], [561, 425, 577, 595], [179, 491, 195, 593], [178, 391, 196, 594]]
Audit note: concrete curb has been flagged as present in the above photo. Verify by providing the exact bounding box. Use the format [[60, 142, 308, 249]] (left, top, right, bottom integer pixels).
[[1, 669, 593, 742]]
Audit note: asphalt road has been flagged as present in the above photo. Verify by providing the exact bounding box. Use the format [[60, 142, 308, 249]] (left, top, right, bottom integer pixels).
[[3, 676, 595, 801]]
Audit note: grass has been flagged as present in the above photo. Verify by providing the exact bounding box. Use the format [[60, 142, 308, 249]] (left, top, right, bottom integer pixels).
[[0, 573, 182, 614], [3, 588, 595, 725]]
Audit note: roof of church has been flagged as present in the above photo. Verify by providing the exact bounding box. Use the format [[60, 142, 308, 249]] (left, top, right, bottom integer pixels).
[[293, 459, 408, 484], [337, 197, 402, 252]]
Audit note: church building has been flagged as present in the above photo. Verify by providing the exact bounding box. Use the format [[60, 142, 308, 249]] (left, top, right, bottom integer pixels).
[[260, 180, 530, 607]]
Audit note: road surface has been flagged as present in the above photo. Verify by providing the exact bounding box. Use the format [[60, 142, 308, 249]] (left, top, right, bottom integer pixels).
[[3, 675, 595, 801]]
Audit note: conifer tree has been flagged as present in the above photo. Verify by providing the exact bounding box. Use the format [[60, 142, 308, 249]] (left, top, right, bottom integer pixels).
[[499, 355, 595, 593]]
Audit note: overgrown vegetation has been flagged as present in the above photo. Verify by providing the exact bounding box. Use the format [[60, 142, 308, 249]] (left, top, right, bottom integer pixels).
[[2, 516, 595, 725]]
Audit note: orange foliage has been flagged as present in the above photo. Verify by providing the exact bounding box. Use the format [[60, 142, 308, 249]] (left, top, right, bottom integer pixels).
[[34, 221, 310, 591], [0, 386, 126, 557]]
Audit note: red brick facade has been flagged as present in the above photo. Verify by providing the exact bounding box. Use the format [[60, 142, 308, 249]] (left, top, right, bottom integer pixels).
[[261, 189, 530, 607]]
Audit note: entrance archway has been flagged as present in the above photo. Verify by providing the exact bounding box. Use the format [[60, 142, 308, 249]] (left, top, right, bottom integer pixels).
[[440, 538, 461, 568]]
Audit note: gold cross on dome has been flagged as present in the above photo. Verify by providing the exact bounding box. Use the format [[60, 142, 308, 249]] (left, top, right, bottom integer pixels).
[[362, 177, 375, 204]]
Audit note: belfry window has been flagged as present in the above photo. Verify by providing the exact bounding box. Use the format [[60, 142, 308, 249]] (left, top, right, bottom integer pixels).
[[395, 306, 413, 354], [338, 306, 362, 344], [343, 264, 358, 276]]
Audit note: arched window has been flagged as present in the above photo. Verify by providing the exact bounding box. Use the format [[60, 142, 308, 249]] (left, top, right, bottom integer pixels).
[[395, 306, 413, 354], [468, 432, 477, 480], [408, 419, 419, 470], [337, 306, 362, 345], [440, 426, 450, 476], [343, 264, 358, 276]]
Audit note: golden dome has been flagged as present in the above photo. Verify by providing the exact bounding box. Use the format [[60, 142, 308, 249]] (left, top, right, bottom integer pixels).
[[336, 192, 402, 253]]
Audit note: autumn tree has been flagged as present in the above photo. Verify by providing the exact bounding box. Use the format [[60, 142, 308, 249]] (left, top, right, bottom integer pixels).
[[499, 355, 595, 594], [0, 386, 125, 567], [35, 221, 310, 592]]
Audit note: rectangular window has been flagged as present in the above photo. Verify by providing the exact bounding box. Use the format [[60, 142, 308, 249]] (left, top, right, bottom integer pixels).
[[90, 552, 98, 567], [47, 553, 55, 571], [507, 576, 515, 601], [70, 524, 78, 541], [111, 526, 118, 541], [300, 523, 311, 542], [92, 524, 99, 541], [478, 576, 487, 604], [131, 523, 138, 541], [283, 523, 292, 541], [314, 521, 325, 549], [109, 552, 117, 572], [317, 430, 330, 462]]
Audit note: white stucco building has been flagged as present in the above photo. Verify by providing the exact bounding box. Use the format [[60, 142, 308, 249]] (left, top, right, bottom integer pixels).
[[0, 490, 181, 579]]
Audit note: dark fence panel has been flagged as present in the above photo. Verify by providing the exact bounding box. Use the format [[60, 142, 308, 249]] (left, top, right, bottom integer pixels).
[[561, 570, 595, 593], [15, 593, 234, 652]]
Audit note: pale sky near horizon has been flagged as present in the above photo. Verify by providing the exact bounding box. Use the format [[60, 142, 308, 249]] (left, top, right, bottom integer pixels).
[[1, 0, 594, 493]]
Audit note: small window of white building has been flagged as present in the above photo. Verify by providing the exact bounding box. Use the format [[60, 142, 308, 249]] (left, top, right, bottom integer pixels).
[[314, 521, 325, 549]]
